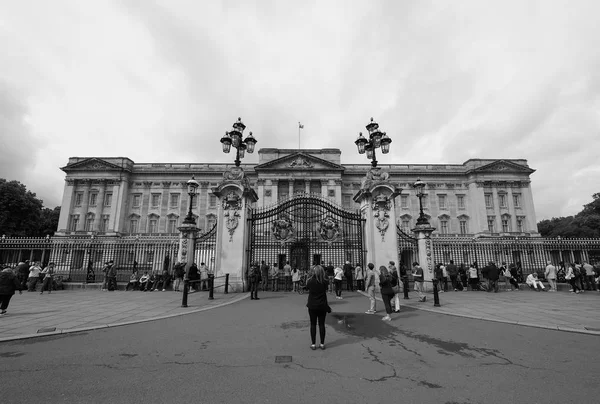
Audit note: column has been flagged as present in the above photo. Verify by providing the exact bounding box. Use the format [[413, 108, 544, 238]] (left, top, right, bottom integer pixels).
[[304, 179, 310, 194], [94, 180, 107, 231], [414, 225, 436, 291], [288, 180, 294, 198], [507, 186, 517, 231], [491, 186, 500, 233], [257, 179, 265, 207], [78, 180, 91, 231], [271, 180, 278, 204], [56, 179, 76, 234], [321, 179, 327, 197]]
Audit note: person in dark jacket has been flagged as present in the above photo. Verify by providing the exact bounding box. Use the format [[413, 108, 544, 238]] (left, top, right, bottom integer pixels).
[[379, 266, 396, 321], [0, 266, 23, 315], [188, 263, 199, 292], [249, 262, 262, 300], [343, 261, 354, 291], [305, 265, 330, 350], [486, 261, 500, 293], [15, 260, 30, 290], [446, 260, 459, 291]]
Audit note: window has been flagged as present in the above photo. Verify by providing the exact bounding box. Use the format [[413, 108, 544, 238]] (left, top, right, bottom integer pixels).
[[170, 194, 180, 208], [484, 193, 493, 208], [89, 193, 98, 206], [130, 219, 139, 233], [459, 220, 468, 234], [400, 195, 408, 209], [343, 195, 352, 208], [207, 216, 216, 229], [517, 217, 525, 232], [75, 192, 83, 206], [440, 220, 449, 234], [167, 218, 178, 233], [209, 195, 217, 208], [132, 194, 141, 208], [328, 189, 335, 197], [149, 218, 158, 233], [457, 195, 465, 209], [487, 216, 496, 232], [438, 195, 447, 209], [69, 215, 79, 232], [101, 215, 109, 232], [421, 195, 428, 209], [502, 219, 510, 232], [85, 214, 94, 231], [104, 193, 112, 207], [151, 194, 160, 208], [513, 194, 521, 208], [499, 194, 507, 208], [401, 219, 410, 232]]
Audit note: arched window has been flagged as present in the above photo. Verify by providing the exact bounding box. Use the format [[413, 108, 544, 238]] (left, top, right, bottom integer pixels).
[[129, 214, 141, 234]]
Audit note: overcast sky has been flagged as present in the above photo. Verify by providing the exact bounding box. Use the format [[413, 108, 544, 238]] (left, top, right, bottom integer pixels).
[[1, 0, 599, 221]]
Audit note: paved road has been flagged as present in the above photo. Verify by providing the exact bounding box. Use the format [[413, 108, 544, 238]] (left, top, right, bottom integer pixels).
[[2, 291, 598, 404]]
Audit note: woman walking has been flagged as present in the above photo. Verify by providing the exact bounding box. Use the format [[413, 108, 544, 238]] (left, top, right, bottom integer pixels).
[[379, 266, 395, 321], [40, 263, 55, 294], [305, 265, 330, 350], [333, 265, 344, 299], [0, 265, 23, 315], [566, 263, 581, 294]]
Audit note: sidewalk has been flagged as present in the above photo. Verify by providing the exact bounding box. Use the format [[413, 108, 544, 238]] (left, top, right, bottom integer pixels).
[[0, 289, 247, 342], [362, 287, 600, 335]]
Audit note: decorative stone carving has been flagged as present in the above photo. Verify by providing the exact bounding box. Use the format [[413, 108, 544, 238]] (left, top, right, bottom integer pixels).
[[222, 192, 241, 242], [288, 156, 313, 168], [372, 193, 391, 241], [223, 167, 245, 181], [271, 213, 296, 244], [319, 215, 341, 244], [360, 167, 390, 190]]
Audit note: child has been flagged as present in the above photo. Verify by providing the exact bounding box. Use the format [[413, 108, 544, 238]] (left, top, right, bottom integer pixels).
[[292, 268, 300, 292]]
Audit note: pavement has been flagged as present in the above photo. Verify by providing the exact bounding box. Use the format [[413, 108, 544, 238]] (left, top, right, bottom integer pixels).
[[1, 285, 599, 342]]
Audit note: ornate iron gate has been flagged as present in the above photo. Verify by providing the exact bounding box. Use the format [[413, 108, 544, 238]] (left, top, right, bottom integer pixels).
[[247, 195, 365, 271], [397, 224, 418, 268]]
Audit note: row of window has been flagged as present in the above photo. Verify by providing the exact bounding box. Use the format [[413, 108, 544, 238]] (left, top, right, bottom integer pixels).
[[487, 215, 526, 233], [74, 192, 112, 207], [129, 216, 217, 234], [130, 194, 219, 209], [399, 215, 527, 235], [485, 193, 521, 209], [69, 214, 110, 232]]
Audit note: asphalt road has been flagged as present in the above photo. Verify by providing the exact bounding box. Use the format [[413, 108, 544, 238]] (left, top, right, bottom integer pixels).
[[1, 292, 598, 404]]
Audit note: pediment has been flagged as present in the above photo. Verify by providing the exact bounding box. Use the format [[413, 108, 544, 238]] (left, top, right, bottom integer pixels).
[[468, 160, 535, 174], [61, 158, 125, 172], [254, 152, 344, 171]]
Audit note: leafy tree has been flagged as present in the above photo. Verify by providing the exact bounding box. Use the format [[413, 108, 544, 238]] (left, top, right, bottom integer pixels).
[[0, 179, 60, 237], [538, 193, 600, 238]]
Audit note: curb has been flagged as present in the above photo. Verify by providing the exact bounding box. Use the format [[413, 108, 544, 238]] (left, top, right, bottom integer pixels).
[[0, 293, 250, 343], [356, 291, 600, 336]]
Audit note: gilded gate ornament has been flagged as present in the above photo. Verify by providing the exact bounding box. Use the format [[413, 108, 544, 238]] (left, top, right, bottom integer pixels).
[[319, 215, 341, 243], [271, 213, 295, 244], [373, 194, 391, 241], [223, 192, 241, 242]]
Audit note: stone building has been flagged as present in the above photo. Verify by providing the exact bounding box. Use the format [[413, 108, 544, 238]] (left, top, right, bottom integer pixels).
[[56, 148, 538, 238]]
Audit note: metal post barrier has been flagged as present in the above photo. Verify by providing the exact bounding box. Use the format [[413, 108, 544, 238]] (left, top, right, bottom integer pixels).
[[403, 279, 409, 299], [432, 279, 441, 307], [181, 279, 189, 308], [225, 273, 229, 294], [208, 276, 214, 300]]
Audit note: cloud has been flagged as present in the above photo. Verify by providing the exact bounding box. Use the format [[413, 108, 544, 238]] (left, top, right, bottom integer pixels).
[[1, 0, 599, 219]]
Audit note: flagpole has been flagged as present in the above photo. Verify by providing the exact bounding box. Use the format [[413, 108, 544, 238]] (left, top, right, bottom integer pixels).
[[298, 122, 301, 150]]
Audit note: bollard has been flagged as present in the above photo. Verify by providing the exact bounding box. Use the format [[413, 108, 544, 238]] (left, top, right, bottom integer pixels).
[[208, 276, 214, 300], [403, 279, 409, 299], [181, 279, 189, 308], [432, 279, 441, 307], [224, 273, 229, 294]]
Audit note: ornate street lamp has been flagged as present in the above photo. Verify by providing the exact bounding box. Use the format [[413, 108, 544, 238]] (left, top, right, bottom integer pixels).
[[355, 117, 391, 167], [221, 117, 257, 166], [183, 176, 200, 225], [413, 178, 429, 225]]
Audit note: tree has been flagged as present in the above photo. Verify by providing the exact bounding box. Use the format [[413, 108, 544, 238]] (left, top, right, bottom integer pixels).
[[537, 193, 600, 238], [0, 179, 60, 237]]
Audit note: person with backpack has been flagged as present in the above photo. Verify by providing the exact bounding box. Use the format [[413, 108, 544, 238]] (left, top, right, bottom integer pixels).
[[379, 266, 396, 321], [388, 261, 401, 312], [412, 262, 426, 302], [249, 262, 262, 300], [40, 263, 56, 294], [566, 263, 582, 294]]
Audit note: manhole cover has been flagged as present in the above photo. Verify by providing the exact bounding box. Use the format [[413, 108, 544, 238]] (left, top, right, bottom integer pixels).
[[37, 327, 57, 333], [275, 356, 292, 363]]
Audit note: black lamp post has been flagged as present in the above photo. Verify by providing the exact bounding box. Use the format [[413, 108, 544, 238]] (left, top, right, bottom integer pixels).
[[413, 178, 429, 225], [183, 176, 200, 225], [220, 117, 257, 167], [354, 117, 392, 167]]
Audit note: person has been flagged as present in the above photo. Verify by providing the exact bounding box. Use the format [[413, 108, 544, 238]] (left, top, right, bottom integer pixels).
[[173, 262, 185, 292], [582, 262, 596, 291], [188, 263, 200, 292], [260, 261, 269, 291], [305, 265, 330, 350], [468, 263, 479, 291], [325, 262, 335, 293], [292, 268, 300, 292], [575, 262, 585, 291], [545, 261, 558, 292], [354, 263, 364, 292], [379, 266, 396, 321], [565, 263, 581, 294], [364, 263, 377, 314], [106, 261, 118, 291], [412, 262, 426, 302], [333, 264, 344, 299], [198, 262, 208, 291], [343, 261, 354, 291], [458, 264, 468, 291], [389, 261, 401, 313], [101, 260, 114, 291], [249, 262, 261, 300], [441, 263, 448, 292], [125, 271, 139, 291], [283, 261, 292, 292], [15, 260, 30, 291], [526, 272, 546, 291], [152, 268, 170, 291], [399, 262, 410, 296], [446, 260, 458, 291], [486, 261, 500, 293], [509, 263, 520, 290], [40, 262, 55, 294], [0, 265, 23, 315], [207, 263, 215, 291], [28, 261, 42, 292], [434, 263, 444, 293], [501, 262, 518, 291], [138, 271, 150, 291], [270, 263, 279, 292]]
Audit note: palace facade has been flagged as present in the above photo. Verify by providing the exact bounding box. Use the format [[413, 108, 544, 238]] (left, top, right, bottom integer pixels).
[[56, 148, 539, 238]]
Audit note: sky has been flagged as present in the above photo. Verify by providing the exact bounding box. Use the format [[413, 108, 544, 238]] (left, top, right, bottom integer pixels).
[[1, 0, 599, 221]]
